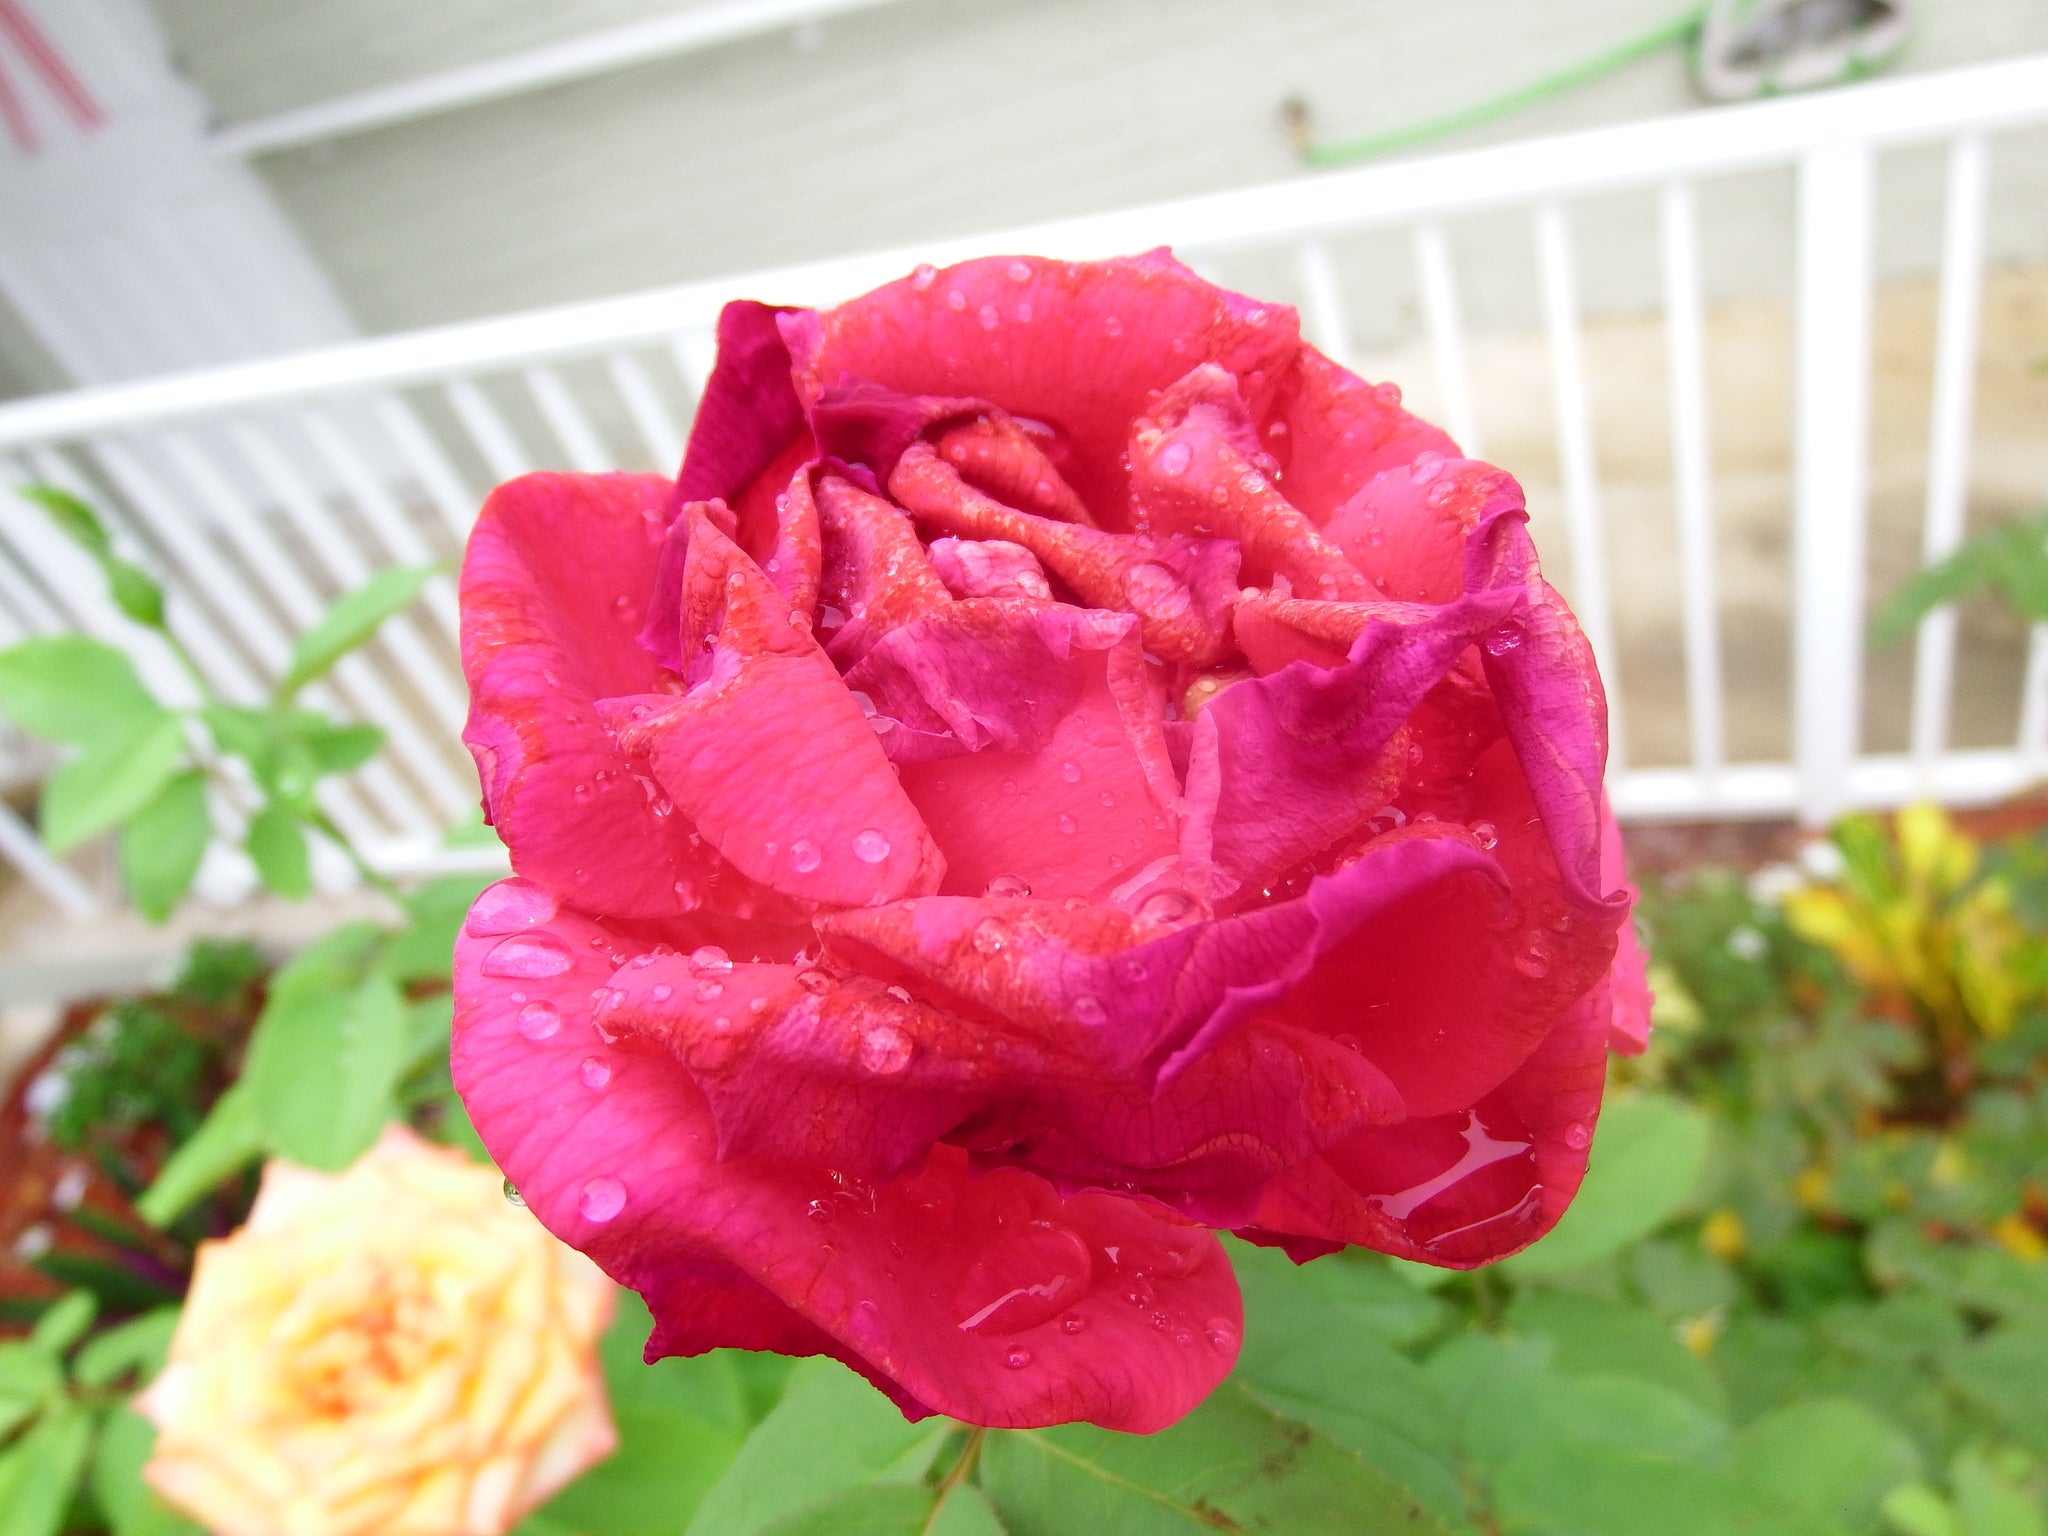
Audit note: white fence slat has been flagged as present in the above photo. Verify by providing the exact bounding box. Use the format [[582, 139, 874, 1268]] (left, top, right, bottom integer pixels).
[[1792, 141, 1877, 826], [445, 377, 535, 482], [0, 796, 99, 917], [524, 366, 613, 473], [1658, 181, 1726, 783], [1295, 241, 1355, 371], [605, 351, 686, 471], [1909, 134, 1990, 773], [1534, 201, 1625, 773], [1413, 222, 1482, 456], [371, 395, 482, 545]]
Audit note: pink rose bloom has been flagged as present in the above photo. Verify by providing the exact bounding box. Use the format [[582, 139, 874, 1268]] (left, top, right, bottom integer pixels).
[[452, 252, 1647, 1434]]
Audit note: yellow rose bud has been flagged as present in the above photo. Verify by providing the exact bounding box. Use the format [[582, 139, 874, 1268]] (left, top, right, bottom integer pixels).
[[139, 1126, 616, 1536], [1699, 1209, 1746, 1263]]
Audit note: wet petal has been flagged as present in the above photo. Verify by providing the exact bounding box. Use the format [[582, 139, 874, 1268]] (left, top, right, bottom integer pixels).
[[793, 252, 1302, 525], [601, 510, 943, 908], [812, 470, 953, 669], [1131, 364, 1371, 601], [846, 602, 1181, 900], [673, 300, 809, 508], [1324, 455, 1517, 604], [1267, 350, 1459, 527], [462, 472, 761, 918], [452, 897, 1242, 1431]]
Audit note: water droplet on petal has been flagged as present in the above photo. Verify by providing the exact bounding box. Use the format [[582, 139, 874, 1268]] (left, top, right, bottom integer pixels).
[[1563, 1119, 1592, 1150], [985, 874, 1031, 897], [689, 945, 732, 974], [466, 880, 560, 937], [1061, 1314, 1087, 1334], [579, 1177, 625, 1223], [1472, 821, 1499, 851], [797, 969, 832, 994], [503, 1180, 525, 1207], [977, 302, 1001, 330], [852, 829, 891, 863], [1103, 314, 1124, 337], [910, 263, 937, 290], [1204, 1319, 1237, 1351], [1137, 889, 1197, 927], [1484, 622, 1525, 655], [1060, 760, 1082, 784], [580, 1056, 612, 1089], [1004, 1347, 1032, 1369], [1007, 259, 1032, 283], [516, 1000, 562, 1040], [957, 1218, 1094, 1335], [1156, 440, 1192, 476], [1072, 996, 1107, 1026], [859, 1025, 913, 1075], [648, 983, 672, 1003], [789, 839, 821, 873], [696, 979, 725, 1001], [1514, 944, 1552, 979], [807, 1199, 835, 1223], [972, 919, 1007, 956], [482, 933, 573, 980]]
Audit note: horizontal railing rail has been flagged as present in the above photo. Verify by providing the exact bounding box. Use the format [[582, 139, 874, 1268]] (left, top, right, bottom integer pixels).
[[0, 53, 2043, 915]]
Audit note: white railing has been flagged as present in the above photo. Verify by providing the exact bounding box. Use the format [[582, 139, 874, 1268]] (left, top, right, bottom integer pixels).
[[1, 53, 2045, 914]]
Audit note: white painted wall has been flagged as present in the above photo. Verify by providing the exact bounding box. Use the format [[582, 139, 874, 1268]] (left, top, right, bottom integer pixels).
[[144, 0, 2048, 342]]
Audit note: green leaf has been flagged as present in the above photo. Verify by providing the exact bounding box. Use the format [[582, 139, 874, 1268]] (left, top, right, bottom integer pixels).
[[26, 1255, 177, 1314], [1489, 1443, 1830, 1536], [1504, 1096, 1710, 1277], [0, 637, 157, 745], [135, 1082, 261, 1228], [277, 565, 437, 703], [384, 873, 495, 985], [295, 719, 384, 776], [539, 1407, 747, 1536], [27, 1291, 95, 1357], [119, 771, 211, 922], [980, 1384, 1455, 1536], [0, 1401, 93, 1536], [1229, 1241, 1462, 1518], [245, 803, 311, 899], [18, 485, 166, 629], [1463, 1372, 1730, 1479], [72, 1309, 180, 1390], [1502, 1290, 1725, 1413], [0, 1343, 62, 1436], [1948, 1445, 2048, 1536], [197, 705, 275, 772], [1732, 1398, 1922, 1533], [1943, 1327, 2048, 1457], [1881, 1482, 1963, 1536], [41, 712, 185, 853], [684, 1360, 942, 1536], [245, 936, 406, 1170], [752, 1485, 937, 1536], [90, 1406, 206, 1536]]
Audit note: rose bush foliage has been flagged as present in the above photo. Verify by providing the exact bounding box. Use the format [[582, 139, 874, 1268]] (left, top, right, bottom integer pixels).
[[451, 251, 1649, 1434]]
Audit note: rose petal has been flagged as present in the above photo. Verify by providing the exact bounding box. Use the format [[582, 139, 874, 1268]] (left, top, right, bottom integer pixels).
[[453, 897, 1242, 1431], [463, 473, 786, 919], [1130, 363, 1371, 601], [1324, 455, 1516, 604], [845, 602, 1181, 899], [892, 443, 1239, 666], [812, 470, 953, 669], [601, 509, 943, 908], [1600, 805, 1653, 1055], [673, 300, 808, 508], [928, 537, 1055, 602], [1268, 349, 1459, 527], [792, 251, 1301, 525], [934, 412, 1096, 526]]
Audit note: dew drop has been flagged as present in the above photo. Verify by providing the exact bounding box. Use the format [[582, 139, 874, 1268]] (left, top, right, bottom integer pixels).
[[796, 969, 832, 994], [696, 979, 725, 1001], [860, 1025, 913, 1075], [910, 262, 937, 290], [972, 919, 1007, 956], [1514, 944, 1552, 980], [789, 838, 822, 873], [689, 945, 732, 974], [516, 1000, 562, 1040], [1563, 1119, 1592, 1150], [1137, 889, 1196, 927], [977, 302, 1001, 330], [1156, 440, 1192, 477], [1004, 1347, 1032, 1369], [807, 1199, 834, 1224], [1484, 622, 1525, 655], [649, 983, 672, 1003], [1060, 760, 1082, 784], [1204, 1319, 1237, 1352], [503, 1180, 526, 1207], [1472, 821, 1499, 851], [946, 289, 968, 312], [465, 880, 560, 938], [481, 932, 573, 980], [579, 1177, 625, 1223], [1055, 812, 1077, 835], [1373, 381, 1402, 407], [1103, 314, 1124, 337], [572, 782, 592, 802], [985, 874, 1032, 897], [1072, 996, 1107, 1026], [1411, 450, 1445, 484], [1007, 259, 1032, 283], [580, 1056, 613, 1089], [1061, 1314, 1087, 1334], [852, 829, 891, 864]]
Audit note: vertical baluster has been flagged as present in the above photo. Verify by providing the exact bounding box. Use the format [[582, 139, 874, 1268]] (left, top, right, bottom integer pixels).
[[370, 394, 484, 545], [1792, 142, 1877, 825], [1414, 222, 1482, 457], [523, 366, 613, 473], [0, 798, 100, 917], [1910, 135, 1990, 776], [1535, 201, 1626, 774], [446, 377, 536, 483], [1295, 241, 1355, 371], [1659, 181, 1726, 788], [605, 351, 686, 471]]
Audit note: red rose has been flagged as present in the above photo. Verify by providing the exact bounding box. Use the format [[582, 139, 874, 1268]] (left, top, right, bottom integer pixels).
[[452, 251, 1646, 1433]]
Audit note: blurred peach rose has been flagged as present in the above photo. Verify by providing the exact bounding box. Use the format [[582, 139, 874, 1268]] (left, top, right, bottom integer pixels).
[[137, 1125, 615, 1536]]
